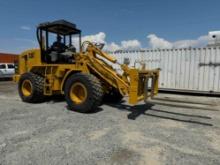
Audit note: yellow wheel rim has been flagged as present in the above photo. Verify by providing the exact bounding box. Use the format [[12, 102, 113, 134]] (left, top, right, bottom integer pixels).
[[70, 82, 87, 104], [22, 80, 32, 97]]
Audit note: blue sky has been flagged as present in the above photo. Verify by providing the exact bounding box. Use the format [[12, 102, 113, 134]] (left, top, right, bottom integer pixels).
[[0, 0, 219, 53]]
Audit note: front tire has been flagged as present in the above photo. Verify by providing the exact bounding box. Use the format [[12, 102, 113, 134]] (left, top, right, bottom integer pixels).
[[18, 72, 45, 103], [64, 73, 103, 113]]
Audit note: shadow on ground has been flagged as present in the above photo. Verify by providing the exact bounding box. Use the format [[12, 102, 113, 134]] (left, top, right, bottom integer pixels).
[[107, 101, 213, 126], [45, 95, 104, 114], [42, 95, 213, 126]]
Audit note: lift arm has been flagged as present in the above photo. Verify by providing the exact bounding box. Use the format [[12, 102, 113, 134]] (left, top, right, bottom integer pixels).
[[82, 42, 160, 104]]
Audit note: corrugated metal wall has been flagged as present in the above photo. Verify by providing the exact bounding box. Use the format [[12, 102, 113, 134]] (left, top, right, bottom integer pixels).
[[0, 53, 18, 63], [111, 47, 220, 93]]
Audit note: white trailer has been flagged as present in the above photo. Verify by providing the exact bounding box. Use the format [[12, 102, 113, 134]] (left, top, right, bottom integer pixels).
[[111, 47, 220, 94]]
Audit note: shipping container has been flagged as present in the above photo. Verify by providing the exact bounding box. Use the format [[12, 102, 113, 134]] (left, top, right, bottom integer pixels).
[[0, 53, 18, 63], [111, 47, 220, 94]]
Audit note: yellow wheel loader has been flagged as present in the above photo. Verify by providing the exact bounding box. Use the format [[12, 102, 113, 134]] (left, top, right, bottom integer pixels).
[[13, 20, 160, 113]]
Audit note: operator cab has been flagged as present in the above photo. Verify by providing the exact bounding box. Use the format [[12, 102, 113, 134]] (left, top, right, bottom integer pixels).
[[37, 20, 81, 63]]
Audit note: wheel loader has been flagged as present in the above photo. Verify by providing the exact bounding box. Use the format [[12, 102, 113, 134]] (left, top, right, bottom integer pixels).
[[13, 20, 160, 113]]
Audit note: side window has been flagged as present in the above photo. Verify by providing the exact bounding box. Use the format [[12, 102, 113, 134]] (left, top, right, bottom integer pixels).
[[0, 64, 6, 69], [8, 64, 14, 69]]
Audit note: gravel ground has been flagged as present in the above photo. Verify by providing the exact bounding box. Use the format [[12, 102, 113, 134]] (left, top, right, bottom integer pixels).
[[0, 81, 220, 165]]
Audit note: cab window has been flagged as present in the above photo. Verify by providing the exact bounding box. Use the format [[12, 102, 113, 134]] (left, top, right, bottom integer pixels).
[[7, 64, 14, 69], [0, 64, 6, 69]]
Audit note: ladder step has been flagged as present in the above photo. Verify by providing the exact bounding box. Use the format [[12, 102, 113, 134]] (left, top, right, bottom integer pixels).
[[44, 67, 54, 95]]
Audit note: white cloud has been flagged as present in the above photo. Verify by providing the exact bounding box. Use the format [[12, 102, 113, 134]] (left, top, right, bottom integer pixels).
[[105, 40, 141, 51], [72, 32, 141, 51], [147, 34, 208, 49], [121, 40, 141, 49], [72, 32, 106, 50], [173, 35, 208, 48], [147, 34, 173, 49], [20, 26, 31, 31], [106, 42, 120, 51], [73, 32, 208, 51], [81, 32, 106, 43]]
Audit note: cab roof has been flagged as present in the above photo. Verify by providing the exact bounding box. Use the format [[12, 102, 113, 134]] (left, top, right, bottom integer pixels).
[[38, 19, 81, 35]]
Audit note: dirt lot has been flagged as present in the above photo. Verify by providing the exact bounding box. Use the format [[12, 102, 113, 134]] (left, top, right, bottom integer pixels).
[[0, 81, 220, 165]]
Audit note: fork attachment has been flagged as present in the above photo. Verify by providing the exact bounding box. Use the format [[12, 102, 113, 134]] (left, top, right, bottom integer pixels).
[[128, 68, 159, 104]]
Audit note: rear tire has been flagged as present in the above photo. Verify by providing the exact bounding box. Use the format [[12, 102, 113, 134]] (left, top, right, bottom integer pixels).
[[64, 73, 103, 113], [18, 72, 45, 103]]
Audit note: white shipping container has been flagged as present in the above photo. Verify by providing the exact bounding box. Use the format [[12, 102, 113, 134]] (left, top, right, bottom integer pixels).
[[110, 47, 220, 94]]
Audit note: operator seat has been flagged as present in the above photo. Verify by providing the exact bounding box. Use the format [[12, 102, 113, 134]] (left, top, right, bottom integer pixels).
[[59, 45, 77, 63]]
